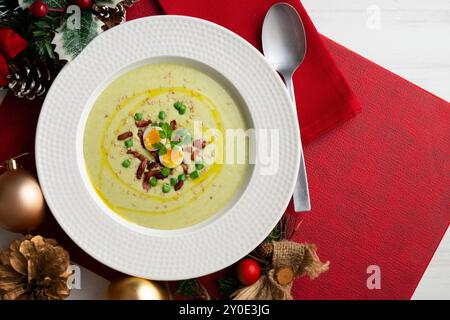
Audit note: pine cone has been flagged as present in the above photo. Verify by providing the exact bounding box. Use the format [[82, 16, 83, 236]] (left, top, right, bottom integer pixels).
[[93, 4, 125, 31], [6, 57, 64, 100], [0, 235, 71, 300], [92, 0, 139, 30]]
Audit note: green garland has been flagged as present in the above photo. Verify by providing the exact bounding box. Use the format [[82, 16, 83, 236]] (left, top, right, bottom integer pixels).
[[175, 216, 296, 300], [1, 0, 136, 62], [0, 0, 134, 98], [174, 213, 307, 300], [0, 1, 60, 62]]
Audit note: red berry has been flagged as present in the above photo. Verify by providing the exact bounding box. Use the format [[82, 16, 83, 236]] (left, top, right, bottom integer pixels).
[[29, 0, 48, 19], [76, 0, 92, 10], [237, 258, 261, 285]]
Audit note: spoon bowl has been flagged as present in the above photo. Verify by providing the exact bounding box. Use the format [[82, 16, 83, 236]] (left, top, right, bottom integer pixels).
[[262, 3, 307, 76]]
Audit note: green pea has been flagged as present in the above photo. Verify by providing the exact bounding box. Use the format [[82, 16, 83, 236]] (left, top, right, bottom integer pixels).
[[161, 167, 170, 177], [178, 104, 187, 115], [121, 159, 131, 168], [174, 101, 187, 114], [190, 170, 199, 179], [134, 113, 143, 121], [162, 183, 171, 193], [195, 162, 204, 170], [158, 111, 166, 120], [124, 139, 133, 148], [178, 174, 187, 181], [150, 177, 158, 187], [174, 101, 183, 110], [170, 178, 178, 186]]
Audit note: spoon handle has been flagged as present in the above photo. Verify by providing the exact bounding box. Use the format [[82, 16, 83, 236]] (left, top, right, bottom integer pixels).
[[285, 76, 311, 212]]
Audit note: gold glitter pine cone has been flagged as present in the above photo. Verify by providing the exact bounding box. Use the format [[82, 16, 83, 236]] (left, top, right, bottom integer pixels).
[[0, 235, 71, 300]]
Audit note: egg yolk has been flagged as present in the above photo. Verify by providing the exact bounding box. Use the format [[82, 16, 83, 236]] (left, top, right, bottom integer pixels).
[[144, 128, 162, 150]]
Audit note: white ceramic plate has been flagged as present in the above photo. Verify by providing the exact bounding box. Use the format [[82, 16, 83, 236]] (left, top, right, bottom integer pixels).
[[36, 16, 300, 280]]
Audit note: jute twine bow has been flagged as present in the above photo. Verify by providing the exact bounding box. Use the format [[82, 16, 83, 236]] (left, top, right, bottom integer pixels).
[[231, 241, 330, 300]]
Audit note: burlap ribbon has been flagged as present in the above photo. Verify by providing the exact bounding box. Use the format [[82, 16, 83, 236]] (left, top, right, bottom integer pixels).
[[232, 241, 329, 300]]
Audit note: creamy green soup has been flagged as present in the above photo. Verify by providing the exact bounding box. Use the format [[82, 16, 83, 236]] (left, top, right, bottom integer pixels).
[[83, 63, 248, 229]]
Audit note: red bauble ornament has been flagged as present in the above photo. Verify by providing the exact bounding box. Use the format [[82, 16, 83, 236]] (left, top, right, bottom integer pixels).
[[237, 258, 261, 285], [76, 0, 92, 10], [29, 1, 49, 19]]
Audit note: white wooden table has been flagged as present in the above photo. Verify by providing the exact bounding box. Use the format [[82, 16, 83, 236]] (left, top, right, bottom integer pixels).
[[0, 0, 448, 300]]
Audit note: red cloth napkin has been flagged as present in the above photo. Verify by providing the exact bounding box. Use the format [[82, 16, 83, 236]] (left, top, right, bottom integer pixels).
[[1, 0, 449, 300], [293, 39, 449, 299], [129, 0, 361, 143]]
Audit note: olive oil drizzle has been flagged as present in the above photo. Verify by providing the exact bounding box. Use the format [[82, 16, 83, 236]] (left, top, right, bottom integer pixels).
[[91, 87, 225, 216]]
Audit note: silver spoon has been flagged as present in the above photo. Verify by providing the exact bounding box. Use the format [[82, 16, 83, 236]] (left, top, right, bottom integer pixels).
[[262, 2, 311, 212]]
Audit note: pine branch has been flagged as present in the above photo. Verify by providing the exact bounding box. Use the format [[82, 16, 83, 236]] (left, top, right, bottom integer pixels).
[[175, 279, 211, 300], [217, 277, 240, 299], [265, 214, 303, 243], [265, 225, 281, 242], [30, 15, 60, 59], [0, 7, 62, 61], [0, 0, 19, 18], [0, 6, 29, 30]]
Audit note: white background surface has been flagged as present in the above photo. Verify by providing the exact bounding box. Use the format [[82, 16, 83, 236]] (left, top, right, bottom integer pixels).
[[0, 0, 448, 300]]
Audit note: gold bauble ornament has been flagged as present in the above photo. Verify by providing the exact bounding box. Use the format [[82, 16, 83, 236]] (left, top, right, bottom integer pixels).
[[107, 277, 170, 300], [0, 156, 45, 233]]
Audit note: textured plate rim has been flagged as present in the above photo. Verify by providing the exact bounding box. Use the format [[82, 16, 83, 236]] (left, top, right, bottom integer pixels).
[[35, 16, 300, 280]]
